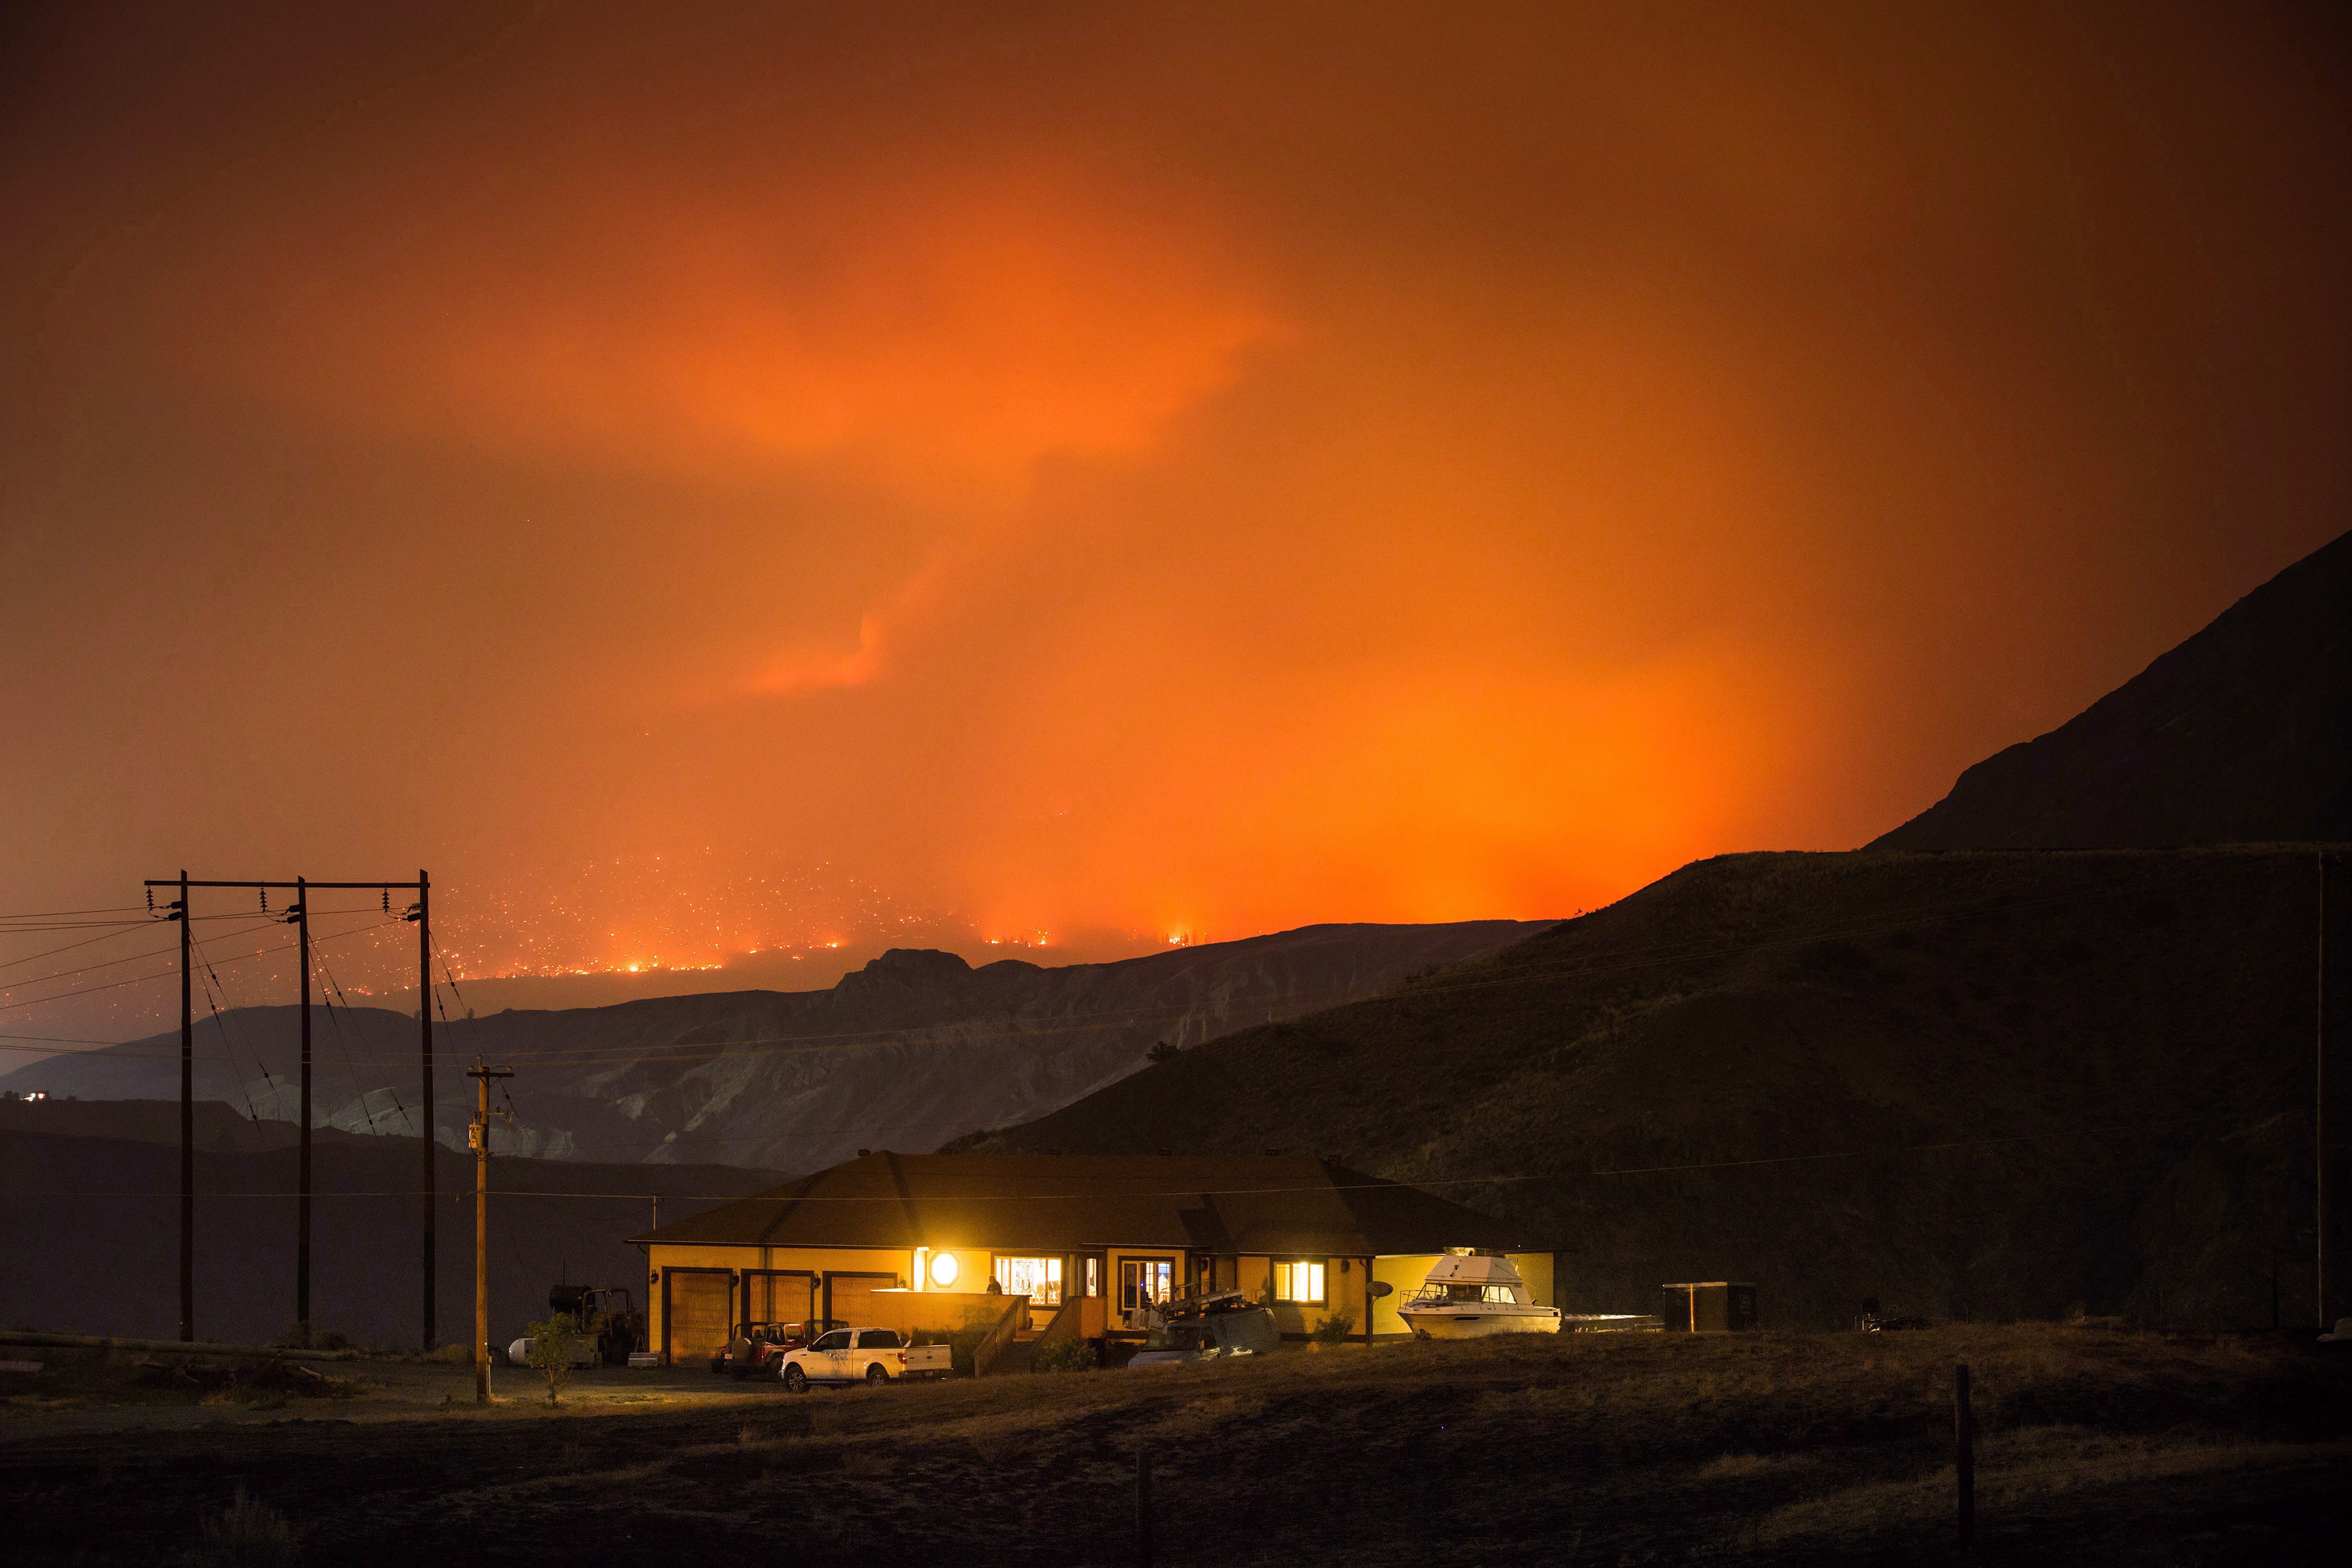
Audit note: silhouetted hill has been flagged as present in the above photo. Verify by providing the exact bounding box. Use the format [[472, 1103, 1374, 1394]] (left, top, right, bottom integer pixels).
[[967, 848, 2346, 1331], [0, 1118, 785, 1345], [1875, 530, 2352, 848], [0, 921, 1539, 1171]]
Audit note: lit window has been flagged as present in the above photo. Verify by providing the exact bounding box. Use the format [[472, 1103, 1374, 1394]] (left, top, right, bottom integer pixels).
[[993, 1256, 1063, 1306], [1274, 1260, 1326, 1305]]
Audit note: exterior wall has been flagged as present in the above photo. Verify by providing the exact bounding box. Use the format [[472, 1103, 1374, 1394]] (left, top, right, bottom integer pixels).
[[647, 1243, 913, 1360], [1372, 1254, 1440, 1337], [864, 1289, 1023, 1338], [1254, 1253, 1371, 1340], [1512, 1252, 1557, 1312], [913, 1246, 992, 1296]]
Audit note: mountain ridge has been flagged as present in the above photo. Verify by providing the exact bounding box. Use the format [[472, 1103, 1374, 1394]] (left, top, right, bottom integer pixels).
[[0, 919, 1543, 1171], [1874, 529, 2352, 849], [968, 846, 2344, 1330]]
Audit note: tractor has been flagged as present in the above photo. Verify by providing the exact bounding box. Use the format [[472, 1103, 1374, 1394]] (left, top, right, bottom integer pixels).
[[547, 1285, 646, 1366]]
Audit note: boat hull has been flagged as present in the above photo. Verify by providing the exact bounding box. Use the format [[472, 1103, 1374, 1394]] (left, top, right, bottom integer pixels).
[[1399, 1307, 1563, 1340]]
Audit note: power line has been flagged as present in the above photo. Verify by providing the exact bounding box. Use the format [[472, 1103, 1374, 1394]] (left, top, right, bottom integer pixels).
[[0, 918, 399, 1017], [0, 904, 150, 920], [317, 944, 414, 1134], [193, 929, 279, 1115], [0, 1109, 2254, 1203], [0, 918, 283, 992]]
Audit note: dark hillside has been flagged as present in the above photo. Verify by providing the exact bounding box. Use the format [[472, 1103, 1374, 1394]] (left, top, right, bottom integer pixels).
[[968, 848, 2347, 1330], [1875, 529, 2352, 848], [0, 1122, 785, 1346]]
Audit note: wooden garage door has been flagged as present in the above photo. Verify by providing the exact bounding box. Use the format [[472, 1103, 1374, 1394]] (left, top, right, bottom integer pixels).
[[823, 1272, 895, 1325], [745, 1271, 817, 1327], [666, 1272, 734, 1364]]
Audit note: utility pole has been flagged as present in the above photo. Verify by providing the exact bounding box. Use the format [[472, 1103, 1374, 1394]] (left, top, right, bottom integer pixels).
[[409, 871, 435, 1351], [143, 873, 429, 1350], [288, 878, 311, 1339], [2320, 851, 2329, 1331], [173, 871, 192, 1343], [469, 1058, 513, 1405], [1955, 1363, 1975, 1552]]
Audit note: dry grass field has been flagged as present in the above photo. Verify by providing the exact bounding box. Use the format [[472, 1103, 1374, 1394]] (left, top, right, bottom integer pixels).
[[3, 1325, 2345, 1565]]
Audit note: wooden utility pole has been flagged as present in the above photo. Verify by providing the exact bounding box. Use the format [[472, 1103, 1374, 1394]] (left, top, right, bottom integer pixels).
[[1955, 1362, 1975, 1553], [469, 1058, 513, 1405], [2320, 852, 2329, 1331], [143, 873, 430, 1349], [291, 878, 312, 1338], [414, 871, 435, 1351], [174, 871, 192, 1343]]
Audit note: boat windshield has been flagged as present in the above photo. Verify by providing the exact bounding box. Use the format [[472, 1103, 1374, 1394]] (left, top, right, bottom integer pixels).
[[1408, 1283, 1526, 1307], [1146, 1323, 1211, 1352]]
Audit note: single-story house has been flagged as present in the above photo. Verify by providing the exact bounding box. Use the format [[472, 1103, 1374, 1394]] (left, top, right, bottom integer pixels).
[[630, 1151, 1553, 1366]]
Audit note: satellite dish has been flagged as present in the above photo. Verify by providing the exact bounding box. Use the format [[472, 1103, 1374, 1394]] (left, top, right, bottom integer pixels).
[[1370, 1282, 1393, 1298]]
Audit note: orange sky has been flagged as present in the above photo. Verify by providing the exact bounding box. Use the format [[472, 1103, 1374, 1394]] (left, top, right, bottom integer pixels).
[[4, 2, 2350, 1027]]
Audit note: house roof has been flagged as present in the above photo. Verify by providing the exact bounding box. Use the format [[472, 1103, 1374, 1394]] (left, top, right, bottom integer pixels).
[[632, 1151, 1542, 1257]]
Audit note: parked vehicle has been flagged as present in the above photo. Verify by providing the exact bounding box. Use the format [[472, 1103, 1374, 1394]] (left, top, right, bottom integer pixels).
[[711, 1319, 842, 1377], [505, 1285, 647, 1368], [1398, 1252, 1562, 1339], [1129, 1290, 1279, 1367], [776, 1327, 953, 1390]]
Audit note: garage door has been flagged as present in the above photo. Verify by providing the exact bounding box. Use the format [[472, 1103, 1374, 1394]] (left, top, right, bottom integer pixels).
[[666, 1271, 734, 1364], [746, 1271, 817, 1327], [823, 1273, 895, 1325]]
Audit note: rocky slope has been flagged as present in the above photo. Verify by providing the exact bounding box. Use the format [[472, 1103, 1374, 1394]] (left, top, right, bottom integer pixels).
[[0, 920, 1539, 1171]]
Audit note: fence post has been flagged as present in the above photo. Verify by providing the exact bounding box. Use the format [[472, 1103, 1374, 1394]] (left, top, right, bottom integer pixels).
[[1136, 1450, 1154, 1567], [1955, 1362, 1975, 1553]]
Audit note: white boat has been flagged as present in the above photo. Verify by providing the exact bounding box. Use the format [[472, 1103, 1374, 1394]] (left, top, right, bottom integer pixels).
[[1398, 1251, 1563, 1339]]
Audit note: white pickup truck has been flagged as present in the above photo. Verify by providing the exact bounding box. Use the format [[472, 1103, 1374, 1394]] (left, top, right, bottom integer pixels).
[[776, 1327, 951, 1390]]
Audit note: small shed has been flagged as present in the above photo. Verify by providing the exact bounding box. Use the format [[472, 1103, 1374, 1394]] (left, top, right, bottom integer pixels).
[[1661, 1281, 1758, 1332]]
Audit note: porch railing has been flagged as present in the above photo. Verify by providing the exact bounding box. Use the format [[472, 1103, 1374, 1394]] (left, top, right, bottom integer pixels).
[[1034, 1294, 1085, 1346], [971, 1293, 1027, 1377]]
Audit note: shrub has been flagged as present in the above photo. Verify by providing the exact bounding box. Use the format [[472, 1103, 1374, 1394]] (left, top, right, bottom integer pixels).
[[1309, 1310, 1357, 1346], [524, 1312, 577, 1406], [1147, 1040, 1182, 1064], [192, 1486, 298, 1568], [1032, 1336, 1096, 1374]]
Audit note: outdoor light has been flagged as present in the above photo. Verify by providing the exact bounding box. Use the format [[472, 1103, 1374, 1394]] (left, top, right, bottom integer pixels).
[[930, 1252, 960, 1287]]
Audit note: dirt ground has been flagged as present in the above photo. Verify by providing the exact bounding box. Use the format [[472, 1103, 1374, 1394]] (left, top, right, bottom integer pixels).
[[3, 1326, 2346, 1565]]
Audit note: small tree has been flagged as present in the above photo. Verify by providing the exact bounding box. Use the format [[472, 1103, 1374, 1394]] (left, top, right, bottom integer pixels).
[[525, 1311, 577, 1407], [1147, 1040, 1181, 1064]]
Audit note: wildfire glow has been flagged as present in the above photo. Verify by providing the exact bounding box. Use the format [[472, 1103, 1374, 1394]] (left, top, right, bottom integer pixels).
[[4, 2, 2343, 1040]]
